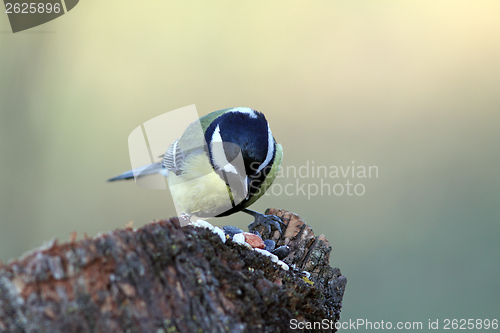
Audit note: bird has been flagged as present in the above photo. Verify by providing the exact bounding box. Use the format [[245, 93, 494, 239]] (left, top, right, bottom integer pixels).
[[108, 107, 284, 233]]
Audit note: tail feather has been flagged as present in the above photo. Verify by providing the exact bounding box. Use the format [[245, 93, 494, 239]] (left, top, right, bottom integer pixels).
[[107, 162, 164, 182]]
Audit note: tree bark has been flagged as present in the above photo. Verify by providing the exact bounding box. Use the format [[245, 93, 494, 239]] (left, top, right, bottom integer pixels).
[[0, 208, 346, 333]]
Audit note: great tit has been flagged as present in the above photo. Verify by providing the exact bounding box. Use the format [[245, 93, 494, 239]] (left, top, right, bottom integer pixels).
[[108, 107, 283, 233]]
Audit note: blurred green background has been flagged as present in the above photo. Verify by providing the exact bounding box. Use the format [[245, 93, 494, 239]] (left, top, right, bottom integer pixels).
[[1, 1, 499, 329]]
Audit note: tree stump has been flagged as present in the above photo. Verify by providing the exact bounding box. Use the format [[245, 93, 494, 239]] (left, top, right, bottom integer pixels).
[[0, 208, 346, 333]]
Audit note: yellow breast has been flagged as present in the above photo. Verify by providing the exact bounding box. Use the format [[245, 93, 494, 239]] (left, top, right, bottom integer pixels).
[[167, 153, 234, 217]]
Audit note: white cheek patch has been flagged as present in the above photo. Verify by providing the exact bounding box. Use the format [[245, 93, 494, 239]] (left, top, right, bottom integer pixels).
[[211, 125, 238, 174], [256, 124, 275, 173]]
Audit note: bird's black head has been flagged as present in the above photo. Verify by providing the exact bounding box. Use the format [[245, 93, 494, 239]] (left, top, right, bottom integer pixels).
[[205, 107, 276, 200]]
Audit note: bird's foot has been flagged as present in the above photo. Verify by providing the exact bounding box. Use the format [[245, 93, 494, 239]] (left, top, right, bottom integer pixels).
[[244, 209, 284, 236]]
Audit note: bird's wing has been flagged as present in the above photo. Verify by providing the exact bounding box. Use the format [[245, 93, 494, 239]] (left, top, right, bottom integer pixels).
[[162, 139, 184, 176], [162, 115, 215, 176], [162, 137, 209, 176]]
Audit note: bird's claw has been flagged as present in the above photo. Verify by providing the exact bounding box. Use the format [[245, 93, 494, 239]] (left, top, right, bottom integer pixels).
[[248, 213, 284, 235]]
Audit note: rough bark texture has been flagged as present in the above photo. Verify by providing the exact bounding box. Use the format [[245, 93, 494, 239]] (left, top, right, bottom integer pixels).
[[0, 208, 346, 333]]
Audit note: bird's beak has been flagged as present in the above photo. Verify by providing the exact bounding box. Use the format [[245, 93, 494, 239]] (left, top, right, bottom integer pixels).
[[212, 141, 250, 206], [223, 171, 250, 207], [244, 175, 250, 200]]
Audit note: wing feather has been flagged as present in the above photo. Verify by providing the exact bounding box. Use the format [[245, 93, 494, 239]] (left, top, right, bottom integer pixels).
[[162, 139, 183, 175]]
